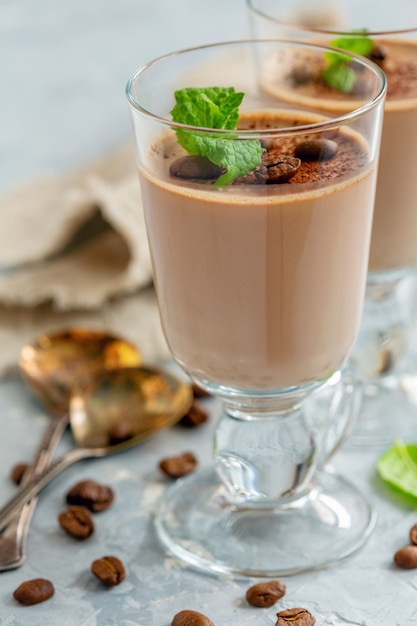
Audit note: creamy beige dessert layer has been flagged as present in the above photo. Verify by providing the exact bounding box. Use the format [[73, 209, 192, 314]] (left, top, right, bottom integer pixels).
[[139, 111, 377, 391], [263, 40, 417, 273]]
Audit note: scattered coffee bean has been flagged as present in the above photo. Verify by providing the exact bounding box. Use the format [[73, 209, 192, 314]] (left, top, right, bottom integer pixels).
[[91, 555, 126, 586], [159, 451, 198, 478], [58, 505, 95, 540], [107, 420, 135, 445], [171, 609, 215, 626], [410, 523, 417, 545], [66, 479, 114, 512], [295, 139, 338, 162], [13, 578, 54, 606], [10, 462, 28, 485], [246, 580, 286, 607], [276, 608, 316, 625], [191, 383, 210, 398], [265, 156, 301, 184], [394, 545, 417, 569], [179, 401, 209, 428], [170, 155, 223, 180]]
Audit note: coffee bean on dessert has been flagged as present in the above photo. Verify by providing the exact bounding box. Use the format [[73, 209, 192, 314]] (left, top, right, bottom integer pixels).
[[159, 451, 198, 478], [266, 157, 301, 184], [290, 65, 315, 85], [179, 400, 209, 428], [191, 383, 210, 398], [107, 419, 135, 445], [410, 523, 417, 545], [368, 44, 388, 64], [170, 155, 223, 180], [91, 555, 126, 586], [10, 462, 28, 485], [66, 479, 114, 512], [394, 545, 417, 568], [246, 580, 286, 607], [13, 578, 54, 606], [58, 505, 95, 540], [171, 609, 215, 626], [276, 607, 316, 625], [295, 139, 338, 162]]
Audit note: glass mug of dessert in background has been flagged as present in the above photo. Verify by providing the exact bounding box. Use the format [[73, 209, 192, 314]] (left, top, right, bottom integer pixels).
[[126, 40, 385, 577], [247, 0, 417, 445]]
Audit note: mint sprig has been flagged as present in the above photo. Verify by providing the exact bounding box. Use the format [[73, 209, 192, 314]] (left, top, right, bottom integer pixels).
[[170, 87, 263, 186], [322, 33, 374, 94]]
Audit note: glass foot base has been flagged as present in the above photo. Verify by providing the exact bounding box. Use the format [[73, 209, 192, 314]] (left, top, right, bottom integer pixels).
[[155, 467, 376, 578], [348, 379, 417, 447]]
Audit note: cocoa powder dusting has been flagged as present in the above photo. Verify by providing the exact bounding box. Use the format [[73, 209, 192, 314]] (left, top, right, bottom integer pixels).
[[238, 114, 367, 185]]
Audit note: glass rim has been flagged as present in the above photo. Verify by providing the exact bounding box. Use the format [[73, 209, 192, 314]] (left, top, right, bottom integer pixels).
[[247, 0, 417, 37], [125, 39, 387, 138]]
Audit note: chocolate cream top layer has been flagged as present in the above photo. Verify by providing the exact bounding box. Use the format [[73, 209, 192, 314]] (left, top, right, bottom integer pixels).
[[154, 110, 369, 193], [261, 39, 417, 112]]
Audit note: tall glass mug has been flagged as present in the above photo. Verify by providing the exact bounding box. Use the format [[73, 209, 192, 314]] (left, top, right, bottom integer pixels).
[[126, 40, 385, 577], [247, 0, 417, 445]]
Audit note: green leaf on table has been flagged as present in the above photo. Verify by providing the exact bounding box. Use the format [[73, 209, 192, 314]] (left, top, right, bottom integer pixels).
[[171, 87, 263, 186], [377, 438, 417, 499]]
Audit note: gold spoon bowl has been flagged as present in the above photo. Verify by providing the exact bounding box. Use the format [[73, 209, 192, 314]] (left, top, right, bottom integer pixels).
[[0, 364, 193, 532], [19, 328, 142, 416]]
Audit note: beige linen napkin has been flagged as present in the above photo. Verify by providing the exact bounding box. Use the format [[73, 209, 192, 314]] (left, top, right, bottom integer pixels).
[[0, 143, 152, 309], [0, 143, 170, 374]]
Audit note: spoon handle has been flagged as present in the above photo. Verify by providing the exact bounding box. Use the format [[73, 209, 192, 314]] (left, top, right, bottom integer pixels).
[[0, 446, 98, 533], [0, 412, 70, 570]]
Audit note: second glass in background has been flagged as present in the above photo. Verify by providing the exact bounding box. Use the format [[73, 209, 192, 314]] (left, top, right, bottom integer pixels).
[[248, 0, 417, 445]]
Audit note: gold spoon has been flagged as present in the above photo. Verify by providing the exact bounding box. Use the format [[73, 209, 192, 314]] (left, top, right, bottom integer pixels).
[[19, 327, 142, 417], [0, 328, 142, 570], [0, 364, 193, 532]]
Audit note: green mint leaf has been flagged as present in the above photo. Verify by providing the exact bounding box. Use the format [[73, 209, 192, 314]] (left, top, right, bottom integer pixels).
[[171, 87, 263, 185], [325, 34, 374, 66], [377, 438, 417, 500], [171, 87, 244, 130], [322, 63, 357, 94], [322, 32, 374, 94]]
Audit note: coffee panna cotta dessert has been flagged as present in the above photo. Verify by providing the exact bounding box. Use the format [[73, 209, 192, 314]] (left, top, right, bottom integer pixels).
[[261, 38, 417, 273], [139, 92, 378, 392]]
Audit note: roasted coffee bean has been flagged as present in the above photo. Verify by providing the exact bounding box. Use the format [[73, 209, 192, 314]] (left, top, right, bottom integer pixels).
[[171, 609, 215, 626], [234, 165, 268, 185], [265, 157, 301, 184], [91, 555, 126, 586], [368, 44, 388, 65], [11, 462, 28, 485], [394, 545, 417, 569], [66, 479, 114, 512], [290, 65, 315, 85], [107, 420, 135, 445], [276, 608, 316, 625], [191, 383, 210, 398], [13, 578, 54, 606], [58, 505, 94, 540], [179, 401, 209, 428], [170, 155, 223, 180], [246, 580, 286, 607], [159, 451, 198, 478], [295, 139, 338, 162], [410, 523, 417, 545]]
